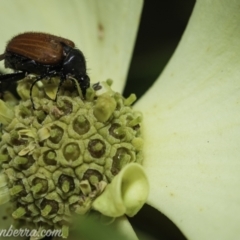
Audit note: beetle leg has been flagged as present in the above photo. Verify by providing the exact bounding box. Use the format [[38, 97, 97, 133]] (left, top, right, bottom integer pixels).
[[0, 72, 26, 99], [75, 75, 90, 98], [30, 76, 44, 110], [0, 53, 5, 61], [0, 72, 26, 82], [54, 76, 65, 101]]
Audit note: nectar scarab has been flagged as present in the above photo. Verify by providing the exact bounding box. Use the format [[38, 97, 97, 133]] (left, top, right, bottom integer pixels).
[[0, 32, 90, 109]]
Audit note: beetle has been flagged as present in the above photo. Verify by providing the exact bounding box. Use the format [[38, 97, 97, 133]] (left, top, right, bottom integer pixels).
[[0, 32, 90, 109]]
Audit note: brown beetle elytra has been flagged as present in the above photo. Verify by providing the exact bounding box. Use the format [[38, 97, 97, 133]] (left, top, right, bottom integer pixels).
[[0, 32, 90, 109], [6, 32, 75, 64]]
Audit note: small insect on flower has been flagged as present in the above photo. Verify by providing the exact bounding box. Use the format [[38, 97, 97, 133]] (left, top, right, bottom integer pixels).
[[0, 32, 90, 108]]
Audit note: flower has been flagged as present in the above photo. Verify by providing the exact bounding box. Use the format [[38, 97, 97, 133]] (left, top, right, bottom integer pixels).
[[1, 0, 240, 239]]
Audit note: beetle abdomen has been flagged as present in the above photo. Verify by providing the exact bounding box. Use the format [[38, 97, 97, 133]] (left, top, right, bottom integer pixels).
[[6, 32, 75, 65]]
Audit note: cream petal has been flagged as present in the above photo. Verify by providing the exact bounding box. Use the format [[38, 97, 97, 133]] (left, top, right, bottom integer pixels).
[[0, 203, 22, 240], [0, 0, 143, 92], [0, 173, 17, 238], [111, 216, 139, 240], [92, 163, 149, 218], [0, 3, 143, 238], [135, 0, 240, 239]]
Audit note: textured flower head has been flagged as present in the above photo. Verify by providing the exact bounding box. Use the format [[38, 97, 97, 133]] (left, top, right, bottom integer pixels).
[[0, 73, 149, 238]]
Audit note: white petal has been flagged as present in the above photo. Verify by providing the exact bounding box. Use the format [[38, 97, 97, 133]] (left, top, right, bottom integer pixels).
[[0, 0, 143, 92], [135, 0, 240, 239], [111, 216, 139, 240], [0, 203, 22, 240], [92, 163, 149, 217]]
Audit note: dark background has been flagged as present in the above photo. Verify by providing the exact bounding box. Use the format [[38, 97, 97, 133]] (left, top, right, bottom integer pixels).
[[126, 1, 195, 240], [124, 0, 195, 100]]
